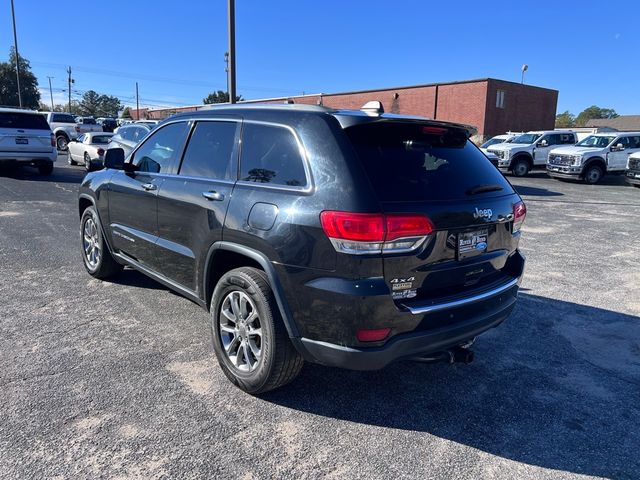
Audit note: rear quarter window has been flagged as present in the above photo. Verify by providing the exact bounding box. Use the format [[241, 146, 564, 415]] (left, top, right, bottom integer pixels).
[[240, 123, 307, 187], [345, 122, 514, 202], [0, 112, 51, 130]]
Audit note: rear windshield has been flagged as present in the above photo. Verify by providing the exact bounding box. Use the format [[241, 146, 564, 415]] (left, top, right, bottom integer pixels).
[[91, 135, 112, 144], [0, 112, 51, 130], [345, 122, 513, 202], [51, 113, 76, 123]]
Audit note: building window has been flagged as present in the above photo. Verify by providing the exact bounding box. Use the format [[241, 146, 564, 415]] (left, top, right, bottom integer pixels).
[[496, 90, 506, 109]]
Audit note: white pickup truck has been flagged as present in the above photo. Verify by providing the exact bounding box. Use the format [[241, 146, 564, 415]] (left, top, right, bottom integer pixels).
[[41, 112, 101, 151], [547, 132, 640, 184], [486, 130, 577, 177]]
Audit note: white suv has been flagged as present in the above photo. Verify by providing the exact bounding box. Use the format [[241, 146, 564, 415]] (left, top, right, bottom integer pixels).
[[0, 108, 57, 175], [487, 130, 577, 177], [547, 132, 640, 184]]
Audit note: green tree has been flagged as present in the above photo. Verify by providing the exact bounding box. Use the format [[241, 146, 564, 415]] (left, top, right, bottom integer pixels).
[[121, 106, 132, 119], [575, 105, 619, 127], [203, 90, 243, 104], [0, 48, 41, 109], [78, 90, 102, 116], [555, 111, 575, 128], [96, 94, 121, 117]]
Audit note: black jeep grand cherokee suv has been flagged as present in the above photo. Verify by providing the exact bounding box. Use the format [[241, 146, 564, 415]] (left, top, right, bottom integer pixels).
[[78, 104, 526, 394]]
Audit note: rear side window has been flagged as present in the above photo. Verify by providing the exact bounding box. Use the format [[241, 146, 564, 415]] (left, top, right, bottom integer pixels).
[[132, 122, 189, 174], [179, 121, 237, 180], [345, 122, 513, 202], [0, 112, 50, 130], [51, 113, 76, 123], [240, 123, 307, 187]]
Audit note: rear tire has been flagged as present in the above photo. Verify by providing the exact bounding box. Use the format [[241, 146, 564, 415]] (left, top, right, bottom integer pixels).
[[511, 158, 530, 177], [56, 134, 69, 151], [38, 163, 54, 175], [211, 267, 303, 394], [583, 164, 603, 184], [84, 152, 91, 170], [80, 206, 123, 279]]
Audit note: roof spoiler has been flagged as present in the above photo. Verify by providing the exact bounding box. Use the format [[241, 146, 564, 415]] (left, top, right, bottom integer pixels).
[[361, 101, 384, 115]]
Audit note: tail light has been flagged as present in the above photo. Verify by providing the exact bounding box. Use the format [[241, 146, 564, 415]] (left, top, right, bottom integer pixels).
[[75, 125, 80, 132], [50, 134, 55, 147], [320, 211, 434, 255], [96, 148, 105, 156], [512, 201, 526, 233]]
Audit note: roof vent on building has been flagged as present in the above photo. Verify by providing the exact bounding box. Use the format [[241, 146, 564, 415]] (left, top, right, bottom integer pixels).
[[361, 100, 384, 115]]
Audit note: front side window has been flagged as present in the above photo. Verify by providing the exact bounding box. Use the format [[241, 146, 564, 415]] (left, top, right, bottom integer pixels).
[[240, 123, 307, 187], [179, 121, 237, 179], [131, 122, 189, 174]]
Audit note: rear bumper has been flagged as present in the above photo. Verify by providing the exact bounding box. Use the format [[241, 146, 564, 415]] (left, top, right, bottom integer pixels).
[[293, 286, 517, 370]]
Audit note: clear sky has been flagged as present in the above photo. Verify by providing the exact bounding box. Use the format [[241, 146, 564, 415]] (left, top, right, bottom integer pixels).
[[1, 0, 637, 114]]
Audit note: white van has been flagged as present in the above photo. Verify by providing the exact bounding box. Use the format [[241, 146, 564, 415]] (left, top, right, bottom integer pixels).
[[0, 108, 57, 175]]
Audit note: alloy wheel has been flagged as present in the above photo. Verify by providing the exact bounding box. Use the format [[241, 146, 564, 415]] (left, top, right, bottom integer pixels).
[[219, 290, 262, 372], [82, 217, 101, 269]]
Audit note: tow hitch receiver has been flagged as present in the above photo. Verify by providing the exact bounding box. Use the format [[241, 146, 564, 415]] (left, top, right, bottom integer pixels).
[[412, 345, 475, 365]]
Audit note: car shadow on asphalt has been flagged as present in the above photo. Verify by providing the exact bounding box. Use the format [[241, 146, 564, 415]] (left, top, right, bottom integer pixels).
[[262, 293, 640, 478], [512, 185, 563, 197], [0, 164, 85, 184]]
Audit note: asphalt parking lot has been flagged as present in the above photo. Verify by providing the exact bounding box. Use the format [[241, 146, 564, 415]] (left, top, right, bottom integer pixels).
[[1, 156, 639, 479]]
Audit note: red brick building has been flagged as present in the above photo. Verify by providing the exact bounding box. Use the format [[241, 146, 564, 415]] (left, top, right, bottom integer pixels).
[[143, 78, 558, 140]]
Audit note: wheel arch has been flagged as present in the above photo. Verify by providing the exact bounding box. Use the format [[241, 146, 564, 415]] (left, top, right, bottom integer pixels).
[[203, 242, 300, 338], [582, 156, 606, 176], [511, 152, 533, 168]]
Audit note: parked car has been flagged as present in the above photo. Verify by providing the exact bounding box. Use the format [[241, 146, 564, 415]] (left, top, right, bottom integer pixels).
[[480, 133, 519, 167], [487, 130, 577, 176], [1, 108, 57, 175], [75, 117, 103, 134], [134, 119, 159, 128], [626, 151, 640, 188], [96, 117, 117, 133], [67, 132, 114, 170], [41, 111, 81, 150], [547, 132, 640, 184], [78, 103, 526, 394], [107, 123, 151, 158]]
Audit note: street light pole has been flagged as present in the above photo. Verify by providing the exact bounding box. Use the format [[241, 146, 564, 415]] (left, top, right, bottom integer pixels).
[[47, 77, 54, 110], [10, 0, 23, 108], [521, 64, 528, 84], [227, 0, 237, 104]]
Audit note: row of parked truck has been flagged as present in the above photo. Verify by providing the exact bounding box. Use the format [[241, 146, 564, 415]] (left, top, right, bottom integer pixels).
[[480, 130, 640, 186]]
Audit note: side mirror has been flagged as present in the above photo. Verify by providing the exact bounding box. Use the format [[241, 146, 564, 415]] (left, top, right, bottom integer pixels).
[[611, 143, 624, 152], [104, 148, 125, 170], [537, 139, 548, 147]]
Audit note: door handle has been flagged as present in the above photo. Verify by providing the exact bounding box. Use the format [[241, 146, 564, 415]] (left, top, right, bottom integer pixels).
[[141, 183, 157, 191], [202, 191, 224, 201]]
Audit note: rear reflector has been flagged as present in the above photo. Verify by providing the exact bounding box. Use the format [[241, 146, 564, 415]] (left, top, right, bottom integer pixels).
[[513, 201, 526, 233], [357, 328, 391, 342], [320, 211, 434, 255], [50, 134, 55, 147]]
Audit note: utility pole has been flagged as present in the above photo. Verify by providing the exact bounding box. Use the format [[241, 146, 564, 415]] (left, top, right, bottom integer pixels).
[[66, 67, 73, 113], [47, 77, 54, 110], [135, 82, 140, 119], [224, 52, 229, 100], [227, 0, 237, 104], [10, 0, 22, 108]]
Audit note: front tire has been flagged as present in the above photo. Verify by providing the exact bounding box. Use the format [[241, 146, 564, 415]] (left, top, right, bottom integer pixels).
[[80, 206, 123, 278], [511, 158, 530, 177], [211, 267, 303, 394], [583, 164, 603, 184]]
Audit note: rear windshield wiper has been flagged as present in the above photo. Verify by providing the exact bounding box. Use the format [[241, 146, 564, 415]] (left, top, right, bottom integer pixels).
[[466, 184, 504, 195]]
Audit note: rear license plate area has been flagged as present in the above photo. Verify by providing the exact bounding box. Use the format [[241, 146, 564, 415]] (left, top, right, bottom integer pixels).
[[457, 228, 488, 260], [15, 138, 28, 145]]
